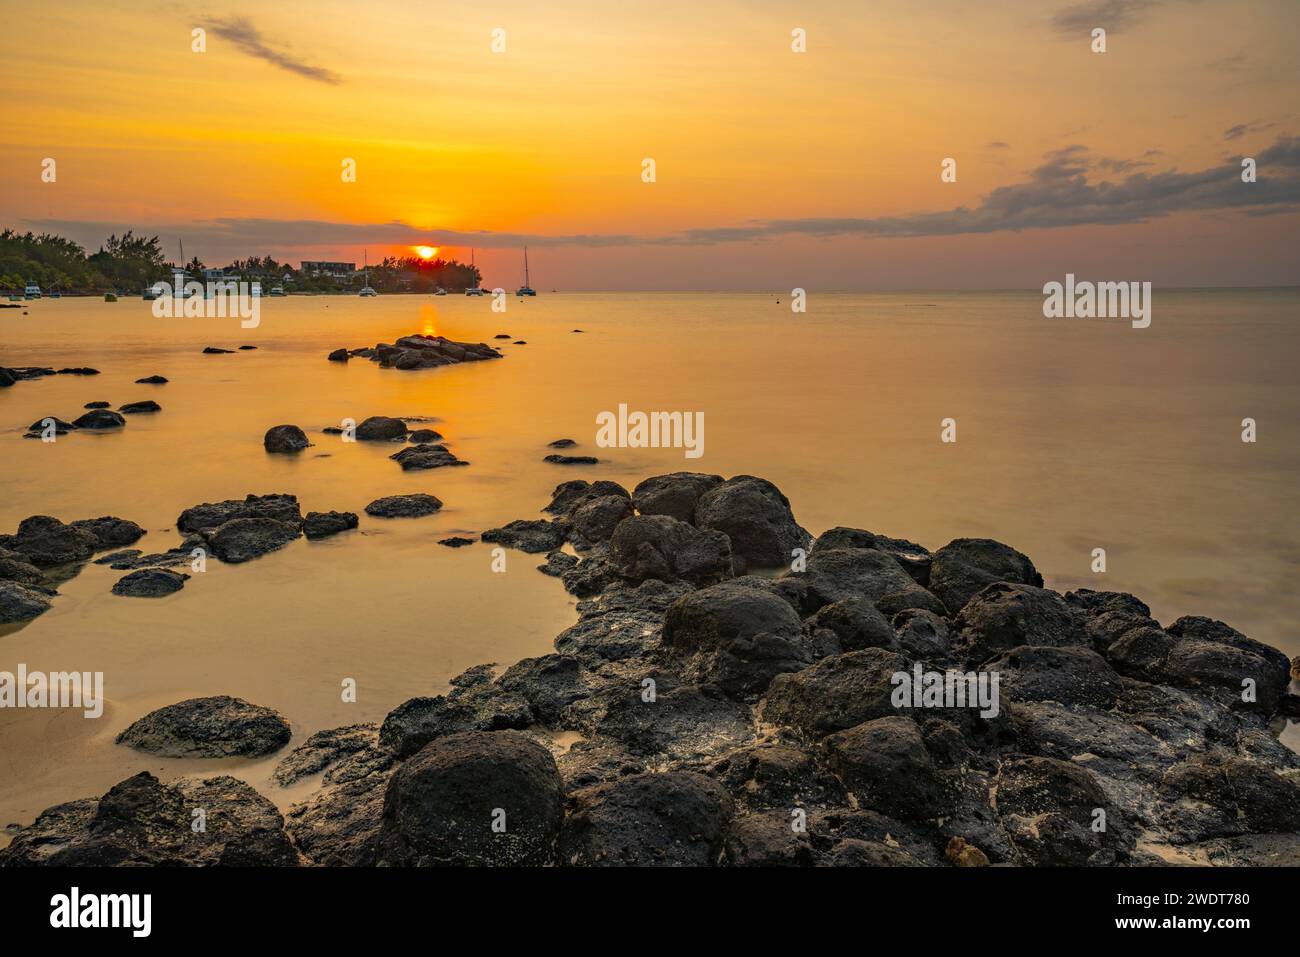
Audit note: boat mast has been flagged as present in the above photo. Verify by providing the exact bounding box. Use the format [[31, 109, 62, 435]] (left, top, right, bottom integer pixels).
[[524, 246, 530, 288]]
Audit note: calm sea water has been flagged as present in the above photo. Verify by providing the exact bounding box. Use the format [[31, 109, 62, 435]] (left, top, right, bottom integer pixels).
[[2, 290, 1298, 830]]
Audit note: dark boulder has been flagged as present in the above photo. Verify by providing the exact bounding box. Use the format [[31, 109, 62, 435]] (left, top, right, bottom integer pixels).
[[807, 596, 895, 652], [364, 494, 442, 518], [1160, 751, 1300, 838], [303, 511, 358, 540], [759, 648, 909, 739], [1158, 616, 1291, 714], [824, 716, 945, 820], [355, 416, 408, 441], [389, 443, 467, 470], [378, 665, 533, 758], [481, 519, 567, 553], [377, 730, 563, 866], [608, 514, 733, 586], [327, 348, 349, 362], [801, 546, 944, 616], [496, 654, 588, 724], [116, 696, 292, 758], [952, 582, 1088, 666], [111, 568, 189, 597], [631, 472, 724, 524], [543, 479, 631, 517], [569, 494, 635, 546], [812, 527, 933, 585], [118, 400, 161, 414], [9, 515, 99, 566], [560, 771, 732, 866], [0, 772, 297, 867], [994, 756, 1126, 865], [177, 493, 303, 533], [695, 475, 810, 573], [70, 516, 145, 549], [71, 409, 125, 430], [545, 454, 599, 465], [206, 518, 300, 563], [987, 645, 1124, 709], [135, 374, 168, 384], [662, 581, 809, 697], [0, 580, 53, 623], [263, 424, 310, 453], [928, 538, 1042, 613]]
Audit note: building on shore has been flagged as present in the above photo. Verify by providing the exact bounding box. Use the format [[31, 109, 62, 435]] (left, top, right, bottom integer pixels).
[[300, 261, 356, 279]]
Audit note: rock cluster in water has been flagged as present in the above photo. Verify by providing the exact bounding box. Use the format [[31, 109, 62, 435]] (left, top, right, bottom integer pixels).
[[327, 334, 503, 371], [4, 472, 1296, 868]]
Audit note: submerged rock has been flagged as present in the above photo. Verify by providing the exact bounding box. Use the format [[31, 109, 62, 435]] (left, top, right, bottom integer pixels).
[[0, 580, 53, 623], [545, 454, 599, 465], [481, 519, 568, 553], [111, 568, 189, 597], [177, 493, 303, 533], [365, 494, 443, 518], [118, 400, 161, 414], [71, 409, 125, 430], [70, 516, 145, 549], [439, 536, 475, 548], [206, 517, 300, 563], [116, 696, 292, 758], [390, 443, 467, 470], [135, 374, 168, 384], [7, 516, 99, 566], [303, 510, 358, 539]]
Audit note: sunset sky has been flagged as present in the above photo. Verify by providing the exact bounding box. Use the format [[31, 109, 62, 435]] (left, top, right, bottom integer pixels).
[[2, 0, 1298, 289]]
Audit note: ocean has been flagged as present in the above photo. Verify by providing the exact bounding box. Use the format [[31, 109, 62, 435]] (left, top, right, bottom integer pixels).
[[2, 289, 1297, 831]]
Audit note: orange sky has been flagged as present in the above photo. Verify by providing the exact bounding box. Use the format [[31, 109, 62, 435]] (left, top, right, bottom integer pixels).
[[2, 0, 1298, 288]]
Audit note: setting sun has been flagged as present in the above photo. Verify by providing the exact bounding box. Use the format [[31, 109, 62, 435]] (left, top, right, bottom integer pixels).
[[415, 245, 437, 260]]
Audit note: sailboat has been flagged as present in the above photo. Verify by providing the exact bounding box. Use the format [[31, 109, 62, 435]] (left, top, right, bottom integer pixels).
[[515, 247, 537, 296], [465, 248, 484, 295], [359, 249, 378, 297]]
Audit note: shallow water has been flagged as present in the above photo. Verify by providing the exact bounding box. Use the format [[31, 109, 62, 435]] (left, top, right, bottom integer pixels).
[[2, 290, 1298, 833]]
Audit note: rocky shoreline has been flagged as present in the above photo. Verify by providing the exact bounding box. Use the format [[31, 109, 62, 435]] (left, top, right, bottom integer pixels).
[[3, 471, 1298, 867]]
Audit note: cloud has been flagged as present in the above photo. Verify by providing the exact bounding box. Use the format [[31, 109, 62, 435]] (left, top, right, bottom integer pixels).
[[1049, 0, 1204, 37], [1224, 120, 1275, 140], [24, 136, 1300, 254], [987, 141, 1010, 149], [1050, 0, 1161, 36], [207, 16, 341, 84]]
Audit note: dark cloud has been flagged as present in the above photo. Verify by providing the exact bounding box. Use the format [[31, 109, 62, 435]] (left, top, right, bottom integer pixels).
[[208, 16, 341, 84], [1050, 0, 1161, 36], [1224, 120, 1275, 140], [25, 136, 1300, 254]]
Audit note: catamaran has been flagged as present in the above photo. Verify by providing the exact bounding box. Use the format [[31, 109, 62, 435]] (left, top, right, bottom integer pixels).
[[515, 246, 536, 296], [24, 282, 41, 299], [359, 250, 378, 296]]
